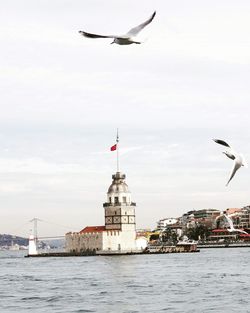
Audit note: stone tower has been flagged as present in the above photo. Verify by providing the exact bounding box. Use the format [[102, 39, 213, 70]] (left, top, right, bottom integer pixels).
[[103, 172, 136, 232]]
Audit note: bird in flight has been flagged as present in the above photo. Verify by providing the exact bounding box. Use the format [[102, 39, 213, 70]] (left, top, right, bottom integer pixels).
[[79, 11, 156, 45], [213, 139, 247, 186], [222, 214, 248, 234]]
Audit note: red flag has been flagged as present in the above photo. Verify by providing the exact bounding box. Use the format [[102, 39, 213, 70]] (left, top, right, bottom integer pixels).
[[110, 144, 117, 151]]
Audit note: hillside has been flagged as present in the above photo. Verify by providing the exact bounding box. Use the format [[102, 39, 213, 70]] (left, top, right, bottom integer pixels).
[[0, 234, 28, 247]]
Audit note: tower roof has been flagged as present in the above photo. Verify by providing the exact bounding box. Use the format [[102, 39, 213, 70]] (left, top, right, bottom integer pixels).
[[107, 172, 130, 194]]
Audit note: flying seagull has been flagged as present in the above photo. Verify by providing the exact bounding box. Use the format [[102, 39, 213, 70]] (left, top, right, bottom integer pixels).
[[79, 11, 156, 45], [213, 139, 247, 186], [223, 214, 248, 234]]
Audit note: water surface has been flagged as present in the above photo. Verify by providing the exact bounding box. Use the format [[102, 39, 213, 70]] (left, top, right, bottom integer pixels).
[[0, 248, 249, 312]]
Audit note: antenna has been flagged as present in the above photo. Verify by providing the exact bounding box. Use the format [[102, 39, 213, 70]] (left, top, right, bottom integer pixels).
[[116, 128, 119, 172]]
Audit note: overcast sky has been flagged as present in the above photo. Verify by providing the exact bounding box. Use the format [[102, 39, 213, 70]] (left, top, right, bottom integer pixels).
[[1, 0, 250, 237]]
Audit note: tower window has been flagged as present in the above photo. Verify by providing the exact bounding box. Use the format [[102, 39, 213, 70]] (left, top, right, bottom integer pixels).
[[109, 197, 112, 203], [122, 197, 126, 203], [115, 197, 119, 203]]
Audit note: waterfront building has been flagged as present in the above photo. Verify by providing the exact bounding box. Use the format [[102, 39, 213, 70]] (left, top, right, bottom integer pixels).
[[180, 211, 195, 229], [207, 229, 250, 243], [241, 206, 250, 229], [156, 217, 178, 231], [193, 209, 221, 228], [180, 209, 220, 230], [65, 171, 140, 253], [193, 209, 221, 220], [224, 207, 250, 229]]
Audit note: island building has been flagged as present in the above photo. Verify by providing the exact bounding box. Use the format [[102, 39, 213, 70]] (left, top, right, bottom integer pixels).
[[65, 134, 146, 253]]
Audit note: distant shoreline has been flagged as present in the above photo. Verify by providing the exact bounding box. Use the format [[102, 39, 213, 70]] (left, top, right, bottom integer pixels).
[[198, 243, 250, 248]]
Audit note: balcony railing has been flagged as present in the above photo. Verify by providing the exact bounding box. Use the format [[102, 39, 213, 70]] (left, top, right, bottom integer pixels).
[[103, 202, 136, 207]]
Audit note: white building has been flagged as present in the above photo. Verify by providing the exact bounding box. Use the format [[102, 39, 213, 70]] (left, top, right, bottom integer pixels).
[[65, 171, 138, 253], [157, 218, 178, 230]]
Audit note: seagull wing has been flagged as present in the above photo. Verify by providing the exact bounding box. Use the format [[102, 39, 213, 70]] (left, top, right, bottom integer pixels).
[[226, 156, 243, 186], [223, 214, 234, 230], [126, 11, 156, 36], [223, 152, 235, 161], [213, 139, 231, 148], [78, 31, 115, 39]]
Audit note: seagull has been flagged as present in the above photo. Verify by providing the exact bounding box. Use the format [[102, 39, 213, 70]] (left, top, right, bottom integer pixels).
[[213, 139, 247, 186], [223, 214, 248, 234], [79, 11, 156, 45]]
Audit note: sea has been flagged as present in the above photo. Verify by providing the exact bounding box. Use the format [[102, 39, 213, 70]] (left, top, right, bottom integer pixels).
[[0, 248, 250, 313]]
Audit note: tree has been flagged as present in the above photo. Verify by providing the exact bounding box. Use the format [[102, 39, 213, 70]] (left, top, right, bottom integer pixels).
[[184, 224, 210, 241], [161, 227, 178, 245]]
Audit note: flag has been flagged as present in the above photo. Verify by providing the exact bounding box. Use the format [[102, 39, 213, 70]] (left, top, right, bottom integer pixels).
[[110, 144, 117, 151]]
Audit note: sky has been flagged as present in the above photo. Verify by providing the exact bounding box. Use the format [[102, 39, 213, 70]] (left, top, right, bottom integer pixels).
[[1, 0, 250, 237]]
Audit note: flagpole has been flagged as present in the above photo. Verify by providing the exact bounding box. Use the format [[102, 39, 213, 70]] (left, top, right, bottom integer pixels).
[[116, 129, 119, 172]]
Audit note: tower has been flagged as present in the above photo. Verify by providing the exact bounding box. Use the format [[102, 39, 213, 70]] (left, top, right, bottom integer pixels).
[[102, 171, 137, 251], [65, 132, 138, 253], [28, 218, 39, 255], [102, 131, 137, 251], [103, 171, 136, 231]]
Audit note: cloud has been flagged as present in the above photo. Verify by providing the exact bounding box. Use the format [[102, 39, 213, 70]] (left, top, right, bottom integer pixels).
[[0, 157, 79, 174], [1, 0, 250, 234]]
